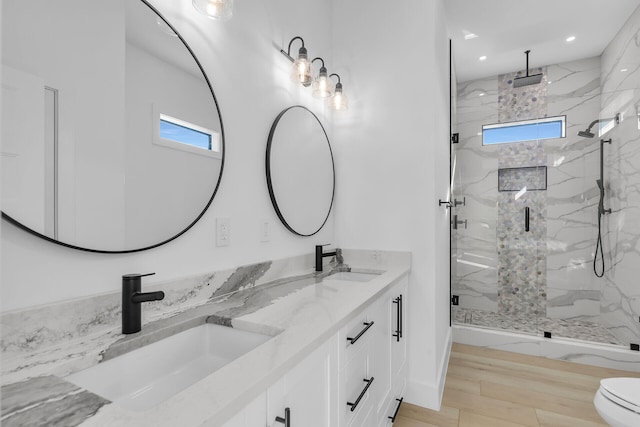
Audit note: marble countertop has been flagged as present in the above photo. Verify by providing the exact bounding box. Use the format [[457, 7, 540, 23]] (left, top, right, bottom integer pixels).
[[0, 250, 410, 426]]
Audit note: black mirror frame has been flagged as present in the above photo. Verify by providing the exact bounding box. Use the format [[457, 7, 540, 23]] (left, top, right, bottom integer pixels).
[[1, 0, 225, 254], [265, 105, 335, 237]]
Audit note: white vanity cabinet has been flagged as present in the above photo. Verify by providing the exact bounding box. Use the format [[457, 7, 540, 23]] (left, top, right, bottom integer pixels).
[[339, 277, 408, 427], [222, 276, 408, 427]]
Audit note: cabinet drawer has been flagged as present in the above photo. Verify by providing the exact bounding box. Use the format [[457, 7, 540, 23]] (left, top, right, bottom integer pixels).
[[340, 309, 375, 364]]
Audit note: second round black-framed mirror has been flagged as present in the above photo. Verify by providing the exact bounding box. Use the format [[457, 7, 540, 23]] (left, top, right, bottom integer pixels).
[[266, 105, 335, 237]]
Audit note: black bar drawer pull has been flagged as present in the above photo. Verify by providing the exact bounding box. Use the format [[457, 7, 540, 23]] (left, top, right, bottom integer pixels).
[[347, 377, 374, 412], [347, 321, 374, 344], [525, 207, 530, 232], [392, 295, 403, 342], [388, 397, 404, 422], [275, 407, 290, 427]]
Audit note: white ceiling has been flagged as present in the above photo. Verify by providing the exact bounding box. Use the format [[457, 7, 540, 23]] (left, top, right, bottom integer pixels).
[[446, 0, 640, 82]]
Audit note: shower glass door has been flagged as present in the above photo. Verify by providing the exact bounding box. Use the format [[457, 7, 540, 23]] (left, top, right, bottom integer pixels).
[[451, 53, 640, 350]]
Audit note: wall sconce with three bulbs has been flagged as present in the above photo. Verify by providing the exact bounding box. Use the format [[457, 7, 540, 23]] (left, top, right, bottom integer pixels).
[[280, 36, 349, 111]]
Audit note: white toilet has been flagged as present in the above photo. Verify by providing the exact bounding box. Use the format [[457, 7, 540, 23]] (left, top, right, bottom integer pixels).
[[594, 377, 640, 427]]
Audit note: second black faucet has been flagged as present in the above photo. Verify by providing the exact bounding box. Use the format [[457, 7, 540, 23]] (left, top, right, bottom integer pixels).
[[315, 244, 337, 272]]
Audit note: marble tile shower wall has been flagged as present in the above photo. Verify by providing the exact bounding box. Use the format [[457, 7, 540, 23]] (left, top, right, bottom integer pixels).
[[453, 56, 603, 329], [598, 5, 640, 345]]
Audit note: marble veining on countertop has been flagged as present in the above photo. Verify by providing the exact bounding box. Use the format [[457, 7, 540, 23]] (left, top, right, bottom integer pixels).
[[0, 249, 411, 427]]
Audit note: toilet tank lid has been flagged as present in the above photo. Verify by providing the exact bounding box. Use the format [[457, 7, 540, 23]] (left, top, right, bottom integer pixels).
[[601, 378, 640, 408]]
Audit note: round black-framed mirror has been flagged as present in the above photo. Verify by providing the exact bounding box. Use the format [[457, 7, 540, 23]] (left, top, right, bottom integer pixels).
[[1, 0, 225, 253], [266, 105, 335, 237]]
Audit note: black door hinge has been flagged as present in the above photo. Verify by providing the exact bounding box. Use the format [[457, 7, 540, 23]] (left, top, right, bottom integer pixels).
[[451, 133, 459, 144], [451, 295, 459, 305]]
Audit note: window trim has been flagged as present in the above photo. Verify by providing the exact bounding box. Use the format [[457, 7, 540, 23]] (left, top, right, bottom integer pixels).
[[482, 115, 566, 146]]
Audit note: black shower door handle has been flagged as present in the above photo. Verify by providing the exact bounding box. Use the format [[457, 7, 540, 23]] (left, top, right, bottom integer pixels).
[[525, 207, 530, 232]]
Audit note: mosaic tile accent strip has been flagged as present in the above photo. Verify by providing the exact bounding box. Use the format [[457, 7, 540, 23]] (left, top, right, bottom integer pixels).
[[498, 166, 547, 192], [497, 141, 548, 317], [498, 67, 548, 122]]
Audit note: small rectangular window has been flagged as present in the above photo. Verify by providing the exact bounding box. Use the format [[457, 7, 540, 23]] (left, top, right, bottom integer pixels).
[[155, 113, 221, 158], [160, 118, 211, 150], [482, 116, 565, 145]]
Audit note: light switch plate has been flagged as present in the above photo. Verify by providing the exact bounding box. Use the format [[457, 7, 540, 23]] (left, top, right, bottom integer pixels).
[[216, 217, 230, 246]]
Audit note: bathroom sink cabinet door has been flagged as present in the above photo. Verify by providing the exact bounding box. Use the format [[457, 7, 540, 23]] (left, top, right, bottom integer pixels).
[[368, 294, 392, 421], [379, 278, 408, 427], [390, 279, 408, 383], [266, 336, 338, 427]]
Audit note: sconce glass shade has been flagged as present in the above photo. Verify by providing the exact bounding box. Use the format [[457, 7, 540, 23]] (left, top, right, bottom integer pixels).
[[192, 0, 233, 21], [291, 46, 312, 87], [329, 82, 348, 110], [312, 66, 333, 98]]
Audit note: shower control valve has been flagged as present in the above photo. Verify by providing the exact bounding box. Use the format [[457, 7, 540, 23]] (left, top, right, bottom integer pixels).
[[454, 197, 466, 207]]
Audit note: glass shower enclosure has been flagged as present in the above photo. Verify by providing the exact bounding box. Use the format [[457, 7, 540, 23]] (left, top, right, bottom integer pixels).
[[450, 33, 640, 351]]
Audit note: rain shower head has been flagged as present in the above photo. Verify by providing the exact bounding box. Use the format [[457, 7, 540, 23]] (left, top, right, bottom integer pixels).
[[513, 50, 543, 88], [578, 119, 600, 138]]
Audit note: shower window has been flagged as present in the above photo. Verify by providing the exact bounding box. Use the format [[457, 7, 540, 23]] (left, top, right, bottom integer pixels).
[[482, 116, 566, 145]]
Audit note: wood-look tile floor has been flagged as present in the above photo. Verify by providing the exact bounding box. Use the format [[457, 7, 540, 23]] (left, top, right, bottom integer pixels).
[[394, 343, 640, 427]]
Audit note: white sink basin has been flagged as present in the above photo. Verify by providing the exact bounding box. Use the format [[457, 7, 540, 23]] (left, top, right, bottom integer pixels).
[[65, 324, 272, 411], [325, 271, 381, 282]]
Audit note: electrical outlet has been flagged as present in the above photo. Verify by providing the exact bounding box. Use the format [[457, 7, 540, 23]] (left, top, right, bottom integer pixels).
[[216, 217, 230, 246], [261, 220, 270, 242]]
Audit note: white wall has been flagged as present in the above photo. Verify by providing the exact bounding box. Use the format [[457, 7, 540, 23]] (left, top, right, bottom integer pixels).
[[1, 0, 336, 311], [332, 0, 451, 409]]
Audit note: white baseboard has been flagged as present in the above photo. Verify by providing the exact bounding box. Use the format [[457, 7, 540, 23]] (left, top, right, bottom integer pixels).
[[405, 327, 452, 410]]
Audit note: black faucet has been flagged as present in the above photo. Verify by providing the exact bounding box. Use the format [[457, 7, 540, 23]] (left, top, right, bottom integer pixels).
[[122, 273, 165, 334], [315, 244, 337, 272]]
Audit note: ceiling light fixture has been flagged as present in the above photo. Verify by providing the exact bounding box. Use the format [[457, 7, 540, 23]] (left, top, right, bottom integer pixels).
[[566, 36, 576, 42], [464, 33, 479, 40], [479, 55, 487, 61], [621, 68, 628, 72], [192, 0, 233, 21]]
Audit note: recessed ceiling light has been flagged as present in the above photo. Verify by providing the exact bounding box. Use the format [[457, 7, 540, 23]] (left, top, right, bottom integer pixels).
[[566, 36, 576, 42], [479, 55, 487, 61], [479, 93, 485, 97], [621, 68, 628, 72], [464, 33, 479, 40]]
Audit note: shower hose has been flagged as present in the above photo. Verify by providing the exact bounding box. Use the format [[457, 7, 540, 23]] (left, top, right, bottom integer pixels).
[[594, 212, 605, 278]]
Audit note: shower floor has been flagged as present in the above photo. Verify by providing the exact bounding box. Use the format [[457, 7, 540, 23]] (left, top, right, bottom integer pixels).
[[452, 307, 623, 346]]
